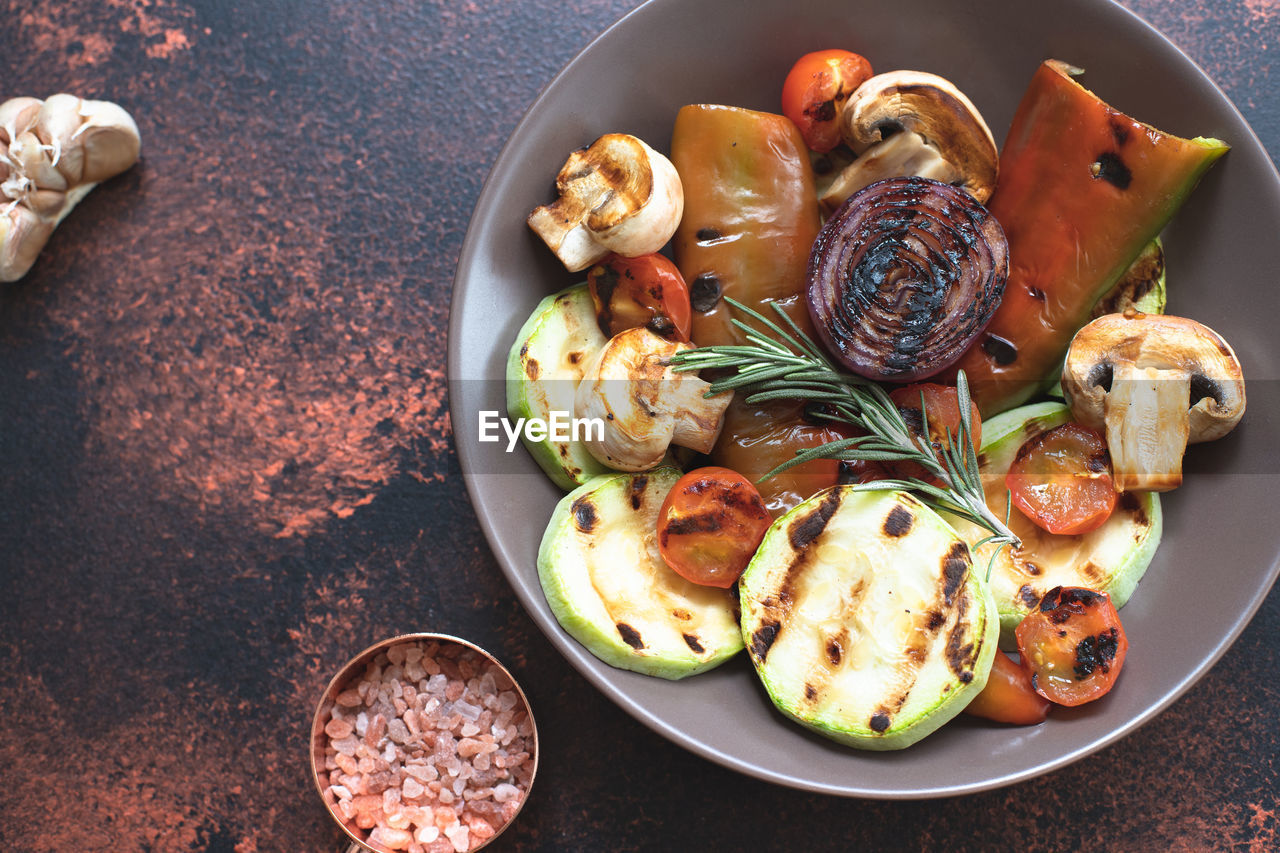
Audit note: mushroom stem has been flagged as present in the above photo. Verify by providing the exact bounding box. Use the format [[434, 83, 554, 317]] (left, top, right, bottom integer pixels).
[[1103, 364, 1191, 492]]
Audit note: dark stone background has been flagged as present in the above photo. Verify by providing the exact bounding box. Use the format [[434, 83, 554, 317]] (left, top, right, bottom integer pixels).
[[0, 1, 1275, 851]]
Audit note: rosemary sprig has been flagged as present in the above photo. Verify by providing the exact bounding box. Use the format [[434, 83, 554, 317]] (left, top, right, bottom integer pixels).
[[669, 298, 1020, 551]]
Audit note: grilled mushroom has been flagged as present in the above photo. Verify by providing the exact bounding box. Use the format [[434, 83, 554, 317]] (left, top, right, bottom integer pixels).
[[527, 133, 684, 272], [820, 70, 997, 213], [1062, 311, 1246, 492], [574, 327, 730, 471]]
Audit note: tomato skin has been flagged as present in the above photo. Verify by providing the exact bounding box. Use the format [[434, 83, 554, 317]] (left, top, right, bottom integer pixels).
[[1016, 586, 1128, 707], [963, 650, 1052, 725], [888, 383, 983, 483], [587, 253, 693, 341], [657, 467, 773, 588], [781, 49, 873, 152], [1005, 423, 1117, 535]]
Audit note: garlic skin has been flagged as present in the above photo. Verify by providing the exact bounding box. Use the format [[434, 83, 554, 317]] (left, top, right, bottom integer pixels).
[[0, 94, 141, 282]]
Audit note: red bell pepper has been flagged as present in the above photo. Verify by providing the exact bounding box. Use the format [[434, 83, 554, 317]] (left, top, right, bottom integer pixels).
[[950, 60, 1229, 416]]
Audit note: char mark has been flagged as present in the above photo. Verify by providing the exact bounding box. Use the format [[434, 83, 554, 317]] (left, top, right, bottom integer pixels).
[[682, 633, 705, 654], [616, 622, 644, 650], [941, 542, 970, 606], [787, 489, 842, 550], [750, 620, 780, 662], [869, 711, 891, 733], [882, 504, 915, 538], [572, 498, 597, 533], [628, 475, 648, 510]]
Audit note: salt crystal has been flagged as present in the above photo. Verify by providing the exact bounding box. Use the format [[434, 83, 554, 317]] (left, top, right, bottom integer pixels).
[[406, 661, 426, 681], [356, 711, 369, 736], [383, 742, 397, 764], [426, 674, 448, 694], [331, 784, 352, 801], [332, 735, 359, 756], [459, 721, 480, 738], [325, 717, 354, 739], [417, 826, 440, 844], [388, 810, 411, 830], [497, 692, 518, 712], [387, 644, 408, 665], [403, 777, 425, 800], [473, 752, 490, 772], [492, 784, 520, 804], [369, 826, 413, 850], [336, 689, 363, 707], [388, 718, 411, 744], [439, 788, 455, 804], [454, 700, 482, 721], [445, 824, 470, 853]]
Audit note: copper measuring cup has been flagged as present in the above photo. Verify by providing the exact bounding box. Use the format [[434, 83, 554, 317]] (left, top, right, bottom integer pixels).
[[310, 633, 539, 853]]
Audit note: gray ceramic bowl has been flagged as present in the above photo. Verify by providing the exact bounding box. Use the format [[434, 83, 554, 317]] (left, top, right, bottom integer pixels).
[[448, 0, 1280, 796]]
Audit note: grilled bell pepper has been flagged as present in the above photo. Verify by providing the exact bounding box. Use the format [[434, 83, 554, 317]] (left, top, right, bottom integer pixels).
[[670, 104, 822, 347], [950, 60, 1228, 416]]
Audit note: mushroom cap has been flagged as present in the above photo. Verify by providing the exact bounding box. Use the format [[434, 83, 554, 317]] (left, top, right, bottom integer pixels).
[[527, 133, 683, 272], [1062, 312, 1246, 443], [574, 327, 728, 471], [839, 70, 998, 204]]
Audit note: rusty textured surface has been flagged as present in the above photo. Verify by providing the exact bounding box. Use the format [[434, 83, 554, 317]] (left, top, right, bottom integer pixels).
[[0, 1, 1276, 851]]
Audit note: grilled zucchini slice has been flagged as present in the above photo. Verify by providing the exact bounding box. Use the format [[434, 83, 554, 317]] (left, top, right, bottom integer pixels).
[[740, 487, 999, 750], [537, 467, 743, 679], [951, 401, 1162, 643], [506, 284, 612, 489]]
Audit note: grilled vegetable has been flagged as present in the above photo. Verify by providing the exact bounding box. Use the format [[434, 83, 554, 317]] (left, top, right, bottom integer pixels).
[[1015, 586, 1128, 706], [587, 252, 692, 341], [1061, 312, 1246, 492], [506, 284, 611, 489], [538, 467, 744, 679], [947, 60, 1229, 415], [527, 133, 684, 272], [657, 467, 772, 588], [709, 398, 855, 518], [963, 649, 1051, 725], [671, 104, 822, 347], [949, 402, 1161, 642], [820, 70, 998, 212], [1005, 422, 1117, 535], [574, 327, 731, 471], [807, 176, 1008, 382], [739, 487, 999, 750], [780, 49, 873, 153]]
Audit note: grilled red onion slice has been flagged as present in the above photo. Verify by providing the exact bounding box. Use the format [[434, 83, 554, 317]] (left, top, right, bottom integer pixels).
[[806, 176, 1008, 381]]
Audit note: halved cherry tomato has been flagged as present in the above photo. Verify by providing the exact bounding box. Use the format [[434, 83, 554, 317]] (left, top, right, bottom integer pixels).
[[963, 650, 1052, 725], [1005, 422, 1116, 535], [710, 400, 856, 518], [587, 253, 692, 341], [1015, 586, 1128, 707], [657, 467, 772, 588], [888, 383, 983, 483], [780, 49, 873, 152]]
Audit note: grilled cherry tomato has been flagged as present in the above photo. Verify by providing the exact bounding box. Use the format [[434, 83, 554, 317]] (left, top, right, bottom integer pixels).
[[1016, 586, 1128, 707], [1005, 422, 1116, 535], [710, 400, 856, 518], [781, 49, 873, 152], [963, 650, 1052, 725], [587, 253, 692, 341], [657, 467, 772, 588], [888, 383, 983, 484]]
